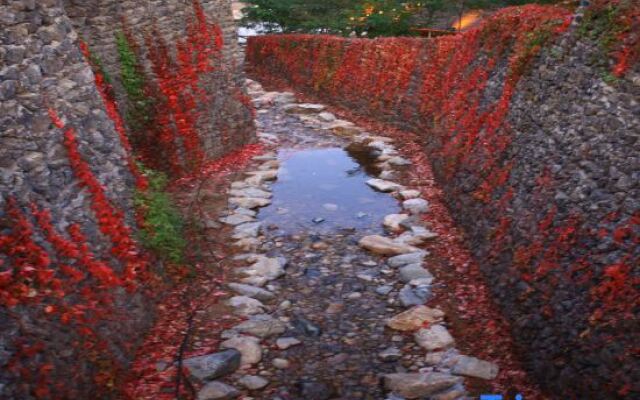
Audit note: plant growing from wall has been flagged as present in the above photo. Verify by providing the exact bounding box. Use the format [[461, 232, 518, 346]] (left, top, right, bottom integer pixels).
[[134, 167, 186, 264], [116, 31, 156, 139]]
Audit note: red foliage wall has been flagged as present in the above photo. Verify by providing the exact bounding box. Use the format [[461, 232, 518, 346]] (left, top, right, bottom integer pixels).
[[247, 3, 639, 398]]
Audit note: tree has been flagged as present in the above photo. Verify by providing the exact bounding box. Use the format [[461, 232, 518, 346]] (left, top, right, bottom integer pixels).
[[242, 0, 356, 33]]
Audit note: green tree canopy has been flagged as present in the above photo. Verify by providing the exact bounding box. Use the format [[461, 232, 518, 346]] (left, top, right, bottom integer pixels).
[[242, 0, 566, 37]]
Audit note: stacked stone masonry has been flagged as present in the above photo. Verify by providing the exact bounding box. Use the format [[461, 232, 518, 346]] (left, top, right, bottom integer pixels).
[[246, 5, 639, 399], [0, 0, 253, 398]]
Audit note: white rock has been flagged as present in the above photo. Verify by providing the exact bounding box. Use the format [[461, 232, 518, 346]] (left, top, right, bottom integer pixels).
[[402, 198, 429, 214], [227, 296, 265, 316], [366, 179, 403, 192], [318, 112, 336, 122], [400, 190, 421, 200], [414, 325, 455, 351], [388, 156, 412, 166], [197, 381, 240, 400], [237, 375, 269, 390], [276, 337, 302, 350], [272, 358, 290, 369], [383, 214, 409, 232], [239, 256, 285, 281], [221, 335, 263, 365]]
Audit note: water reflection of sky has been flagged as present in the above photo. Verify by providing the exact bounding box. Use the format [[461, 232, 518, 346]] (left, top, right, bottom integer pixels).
[[258, 147, 399, 234]]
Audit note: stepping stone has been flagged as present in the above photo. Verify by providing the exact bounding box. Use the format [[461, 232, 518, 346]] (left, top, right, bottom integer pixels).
[[366, 178, 403, 192], [383, 372, 460, 399], [229, 197, 271, 209], [359, 235, 419, 256], [400, 190, 421, 200], [386, 306, 444, 331], [227, 283, 275, 301], [220, 214, 255, 226], [237, 375, 269, 390], [283, 103, 326, 114], [388, 251, 428, 267], [414, 325, 455, 351], [232, 222, 262, 239], [396, 226, 439, 246], [329, 120, 360, 137], [239, 256, 285, 280], [402, 198, 429, 214], [197, 381, 240, 400], [399, 284, 431, 307], [233, 314, 287, 338], [183, 349, 241, 381], [227, 296, 265, 316], [221, 335, 262, 365], [229, 187, 272, 199], [451, 355, 499, 380], [388, 156, 412, 166], [399, 264, 434, 283]]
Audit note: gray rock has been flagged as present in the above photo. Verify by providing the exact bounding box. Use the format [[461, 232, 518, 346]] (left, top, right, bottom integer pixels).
[[197, 381, 240, 400], [229, 197, 272, 209], [399, 284, 431, 307], [399, 264, 434, 283], [183, 349, 241, 381], [284, 103, 326, 114], [227, 283, 275, 301], [388, 156, 412, 166], [227, 296, 266, 316], [366, 178, 403, 192], [402, 198, 429, 214], [379, 347, 403, 362], [388, 251, 428, 267], [229, 187, 272, 199], [383, 372, 460, 399], [232, 222, 262, 239], [220, 213, 255, 226], [233, 314, 287, 338], [399, 190, 421, 200], [297, 381, 334, 400], [451, 355, 499, 380], [376, 285, 394, 295]]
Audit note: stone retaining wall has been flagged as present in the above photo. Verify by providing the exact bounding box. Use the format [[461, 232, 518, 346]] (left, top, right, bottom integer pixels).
[[0, 0, 252, 398], [245, 4, 639, 398]]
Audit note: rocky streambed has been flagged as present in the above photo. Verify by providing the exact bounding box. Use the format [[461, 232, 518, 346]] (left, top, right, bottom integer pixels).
[[182, 80, 503, 400]]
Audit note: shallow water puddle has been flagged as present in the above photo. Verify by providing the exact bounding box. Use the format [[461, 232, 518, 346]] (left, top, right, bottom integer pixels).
[[258, 146, 399, 233]]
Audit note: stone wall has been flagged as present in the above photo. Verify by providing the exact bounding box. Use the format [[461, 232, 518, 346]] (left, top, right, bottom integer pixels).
[[0, 0, 253, 398], [246, 4, 639, 398], [64, 0, 254, 170]]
